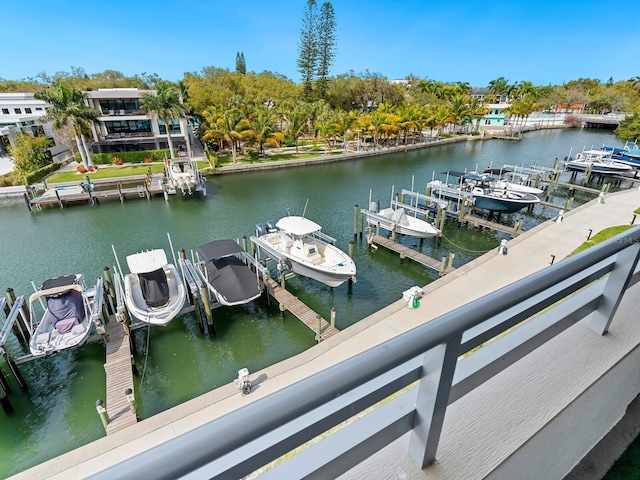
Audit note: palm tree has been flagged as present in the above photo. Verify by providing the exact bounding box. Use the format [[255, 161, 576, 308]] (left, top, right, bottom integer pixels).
[[201, 108, 251, 164], [34, 79, 100, 169], [140, 80, 188, 159], [469, 97, 489, 133], [248, 107, 284, 157], [488, 77, 510, 102], [282, 105, 310, 155]]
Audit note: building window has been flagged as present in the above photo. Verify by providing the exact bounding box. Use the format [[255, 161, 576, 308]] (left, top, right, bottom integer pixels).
[[36, 107, 43, 111], [158, 119, 181, 134], [25, 108, 32, 114], [1, 109, 8, 114], [14, 108, 22, 114]]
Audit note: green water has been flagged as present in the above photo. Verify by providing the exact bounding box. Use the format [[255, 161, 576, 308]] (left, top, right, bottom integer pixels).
[[0, 128, 621, 476]]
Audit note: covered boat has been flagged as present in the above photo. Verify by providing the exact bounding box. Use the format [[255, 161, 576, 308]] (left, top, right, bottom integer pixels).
[[196, 239, 262, 306], [28, 274, 95, 356]]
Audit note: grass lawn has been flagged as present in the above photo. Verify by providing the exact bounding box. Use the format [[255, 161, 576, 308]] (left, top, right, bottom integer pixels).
[[214, 148, 343, 167], [571, 225, 635, 255]]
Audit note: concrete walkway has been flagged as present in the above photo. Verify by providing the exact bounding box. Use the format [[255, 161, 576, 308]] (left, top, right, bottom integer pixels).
[[11, 187, 640, 480]]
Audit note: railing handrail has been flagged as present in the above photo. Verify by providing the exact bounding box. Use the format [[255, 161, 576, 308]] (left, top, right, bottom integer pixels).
[[89, 226, 640, 480]]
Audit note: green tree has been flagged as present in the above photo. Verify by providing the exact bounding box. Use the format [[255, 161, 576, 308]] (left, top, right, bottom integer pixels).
[[316, 2, 336, 99], [235, 52, 246, 75], [247, 106, 284, 157], [10, 132, 52, 179], [297, 0, 319, 100], [615, 113, 640, 141], [34, 79, 99, 169], [201, 107, 251, 164], [140, 80, 188, 159]]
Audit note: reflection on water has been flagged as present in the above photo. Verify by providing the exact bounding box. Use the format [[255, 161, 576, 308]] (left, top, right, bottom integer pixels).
[[0, 128, 620, 477]]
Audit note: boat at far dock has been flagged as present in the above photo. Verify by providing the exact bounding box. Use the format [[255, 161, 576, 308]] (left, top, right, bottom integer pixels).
[[564, 148, 633, 174]]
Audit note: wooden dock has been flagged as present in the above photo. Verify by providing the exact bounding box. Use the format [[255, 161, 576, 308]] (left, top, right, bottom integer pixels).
[[461, 214, 523, 237], [28, 174, 165, 210], [369, 235, 456, 275], [266, 279, 339, 341], [104, 318, 137, 435]]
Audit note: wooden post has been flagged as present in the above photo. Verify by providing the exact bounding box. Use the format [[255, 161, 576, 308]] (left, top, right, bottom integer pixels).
[[315, 314, 322, 342], [330, 307, 336, 329], [391, 222, 396, 242], [359, 211, 364, 239], [279, 268, 286, 289], [438, 206, 446, 245], [0, 379, 12, 413], [564, 197, 574, 210], [199, 285, 214, 336], [3, 351, 27, 391], [54, 189, 63, 209], [96, 399, 110, 431], [448, 252, 455, 269], [353, 204, 359, 242], [279, 302, 285, 321], [241, 236, 248, 257], [125, 388, 137, 414], [118, 182, 124, 203], [23, 192, 32, 212], [348, 240, 354, 258], [439, 256, 447, 277], [263, 270, 271, 307]]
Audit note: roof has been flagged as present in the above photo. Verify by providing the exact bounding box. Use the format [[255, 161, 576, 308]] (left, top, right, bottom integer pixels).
[[197, 239, 244, 262], [126, 249, 168, 274], [276, 216, 321, 236]]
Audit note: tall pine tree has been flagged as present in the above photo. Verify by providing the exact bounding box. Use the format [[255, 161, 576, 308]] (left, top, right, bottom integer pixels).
[[316, 2, 336, 99], [297, 0, 318, 100], [235, 52, 246, 74]]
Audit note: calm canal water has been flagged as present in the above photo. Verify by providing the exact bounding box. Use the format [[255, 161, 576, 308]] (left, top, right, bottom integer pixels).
[[0, 128, 619, 476]]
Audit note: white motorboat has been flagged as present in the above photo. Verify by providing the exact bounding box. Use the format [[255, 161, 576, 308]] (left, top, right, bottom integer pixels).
[[28, 274, 96, 356], [252, 216, 356, 287], [165, 158, 202, 195], [123, 249, 187, 326], [196, 239, 263, 306], [565, 149, 632, 175], [362, 202, 439, 238], [478, 169, 544, 195], [429, 172, 540, 213]]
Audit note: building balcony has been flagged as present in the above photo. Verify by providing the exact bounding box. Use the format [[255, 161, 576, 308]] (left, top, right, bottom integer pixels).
[[100, 108, 147, 116]]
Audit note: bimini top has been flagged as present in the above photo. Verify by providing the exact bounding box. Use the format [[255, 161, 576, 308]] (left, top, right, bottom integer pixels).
[[126, 249, 168, 274], [197, 239, 244, 262], [276, 216, 321, 236]]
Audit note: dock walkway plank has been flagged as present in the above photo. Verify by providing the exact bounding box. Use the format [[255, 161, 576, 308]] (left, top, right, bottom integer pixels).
[[370, 234, 456, 274], [104, 318, 137, 435], [267, 279, 339, 341]]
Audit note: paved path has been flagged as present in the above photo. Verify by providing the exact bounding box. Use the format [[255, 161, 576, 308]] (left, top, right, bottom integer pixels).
[[10, 187, 640, 479]]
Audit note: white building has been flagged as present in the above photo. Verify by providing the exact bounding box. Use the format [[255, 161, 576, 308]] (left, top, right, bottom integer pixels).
[[84, 88, 190, 155], [0, 93, 70, 160]]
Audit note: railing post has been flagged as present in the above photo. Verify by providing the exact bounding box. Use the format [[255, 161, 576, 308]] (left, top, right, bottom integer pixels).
[[589, 242, 640, 335], [408, 333, 462, 468]]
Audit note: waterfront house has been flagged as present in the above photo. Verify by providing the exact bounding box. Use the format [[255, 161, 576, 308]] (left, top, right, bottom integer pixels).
[[84, 88, 191, 155]]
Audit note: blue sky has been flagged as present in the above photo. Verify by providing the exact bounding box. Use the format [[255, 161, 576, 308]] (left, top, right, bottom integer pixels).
[[3, 0, 637, 87]]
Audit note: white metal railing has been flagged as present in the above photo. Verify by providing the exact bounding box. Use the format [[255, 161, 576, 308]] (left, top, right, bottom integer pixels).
[[89, 226, 640, 480]]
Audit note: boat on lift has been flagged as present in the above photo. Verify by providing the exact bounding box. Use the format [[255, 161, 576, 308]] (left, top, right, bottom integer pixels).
[[165, 158, 205, 196], [252, 213, 356, 288], [195, 239, 263, 306], [565, 149, 633, 174], [361, 185, 439, 239], [28, 274, 100, 356], [429, 171, 540, 213], [600, 140, 640, 167], [121, 248, 187, 326]]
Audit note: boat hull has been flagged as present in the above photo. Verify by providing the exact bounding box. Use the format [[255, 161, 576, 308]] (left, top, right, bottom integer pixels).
[[362, 209, 439, 238], [124, 263, 186, 326], [473, 194, 539, 213]]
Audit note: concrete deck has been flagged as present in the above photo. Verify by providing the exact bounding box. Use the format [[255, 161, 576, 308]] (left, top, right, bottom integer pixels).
[[11, 187, 640, 479]]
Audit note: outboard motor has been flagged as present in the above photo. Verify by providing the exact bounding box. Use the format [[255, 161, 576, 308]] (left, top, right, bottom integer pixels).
[[266, 220, 277, 232], [255, 223, 267, 237], [369, 201, 378, 213]]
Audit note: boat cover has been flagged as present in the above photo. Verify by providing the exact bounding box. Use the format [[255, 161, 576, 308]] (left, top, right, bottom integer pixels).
[[205, 256, 260, 304], [139, 268, 170, 307], [42, 275, 77, 291], [126, 249, 169, 274], [197, 239, 244, 262], [47, 289, 85, 322], [275, 216, 321, 236]]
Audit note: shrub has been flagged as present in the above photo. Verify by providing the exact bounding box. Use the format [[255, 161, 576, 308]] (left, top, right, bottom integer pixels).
[[24, 162, 61, 184], [111, 157, 123, 165], [77, 165, 87, 173], [144, 157, 153, 163]]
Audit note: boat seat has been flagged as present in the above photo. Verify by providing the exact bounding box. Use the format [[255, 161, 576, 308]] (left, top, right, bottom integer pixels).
[[305, 244, 323, 264], [281, 234, 294, 249]]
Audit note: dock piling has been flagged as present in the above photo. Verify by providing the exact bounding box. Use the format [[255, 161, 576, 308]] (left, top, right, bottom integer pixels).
[[125, 388, 137, 415], [315, 314, 322, 342], [96, 399, 110, 431], [330, 307, 336, 328], [348, 240, 354, 258], [353, 205, 359, 242]]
